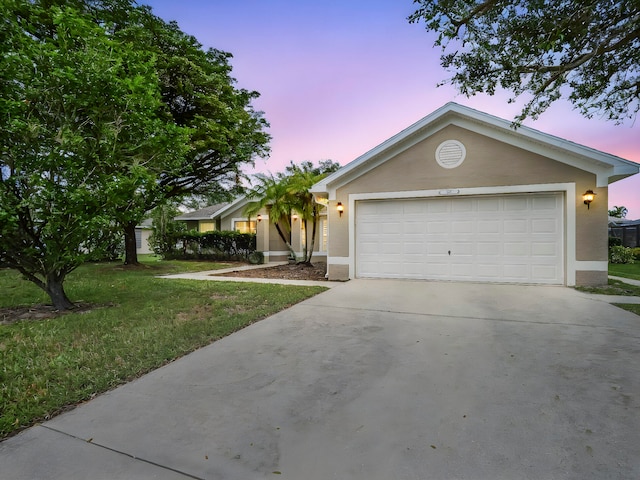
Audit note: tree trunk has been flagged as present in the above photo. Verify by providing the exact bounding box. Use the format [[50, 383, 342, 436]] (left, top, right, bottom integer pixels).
[[123, 221, 139, 265], [306, 212, 318, 265], [45, 275, 75, 310], [274, 222, 297, 261], [302, 218, 309, 262]]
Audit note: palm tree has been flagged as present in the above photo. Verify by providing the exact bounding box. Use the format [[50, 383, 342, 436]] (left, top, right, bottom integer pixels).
[[608, 206, 628, 218], [286, 164, 326, 265], [245, 161, 341, 265], [244, 173, 298, 261]]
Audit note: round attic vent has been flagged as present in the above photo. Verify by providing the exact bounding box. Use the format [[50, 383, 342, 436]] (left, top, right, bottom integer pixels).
[[435, 140, 466, 169]]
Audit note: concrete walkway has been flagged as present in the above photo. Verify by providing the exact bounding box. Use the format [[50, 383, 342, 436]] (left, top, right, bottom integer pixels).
[[1, 279, 638, 479]]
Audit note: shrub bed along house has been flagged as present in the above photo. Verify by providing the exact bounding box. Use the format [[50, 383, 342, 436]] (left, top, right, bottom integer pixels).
[[152, 230, 258, 262]]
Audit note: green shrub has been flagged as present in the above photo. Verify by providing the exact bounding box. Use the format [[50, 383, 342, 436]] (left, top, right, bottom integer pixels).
[[609, 236, 623, 248], [248, 251, 264, 264], [158, 230, 257, 261], [609, 245, 635, 264], [630, 247, 640, 261]]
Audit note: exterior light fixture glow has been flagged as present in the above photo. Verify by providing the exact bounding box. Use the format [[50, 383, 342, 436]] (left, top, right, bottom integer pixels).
[[583, 190, 596, 209], [336, 202, 344, 217], [257, 214, 262, 222], [292, 213, 298, 221]]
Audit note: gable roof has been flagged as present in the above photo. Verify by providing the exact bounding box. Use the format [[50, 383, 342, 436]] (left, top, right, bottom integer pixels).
[[174, 203, 227, 221], [311, 102, 639, 199], [210, 196, 250, 219]]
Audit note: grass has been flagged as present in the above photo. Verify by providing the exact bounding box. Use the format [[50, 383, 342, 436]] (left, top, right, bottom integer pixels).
[[609, 262, 640, 281], [574, 262, 640, 317], [0, 257, 326, 439], [575, 278, 640, 296]]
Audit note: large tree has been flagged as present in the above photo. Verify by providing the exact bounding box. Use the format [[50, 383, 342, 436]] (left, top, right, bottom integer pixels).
[[0, 1, 183, 309], [409, 0, 640, 123], [23, 0, 271, 265], [113, 8, 270, 264]]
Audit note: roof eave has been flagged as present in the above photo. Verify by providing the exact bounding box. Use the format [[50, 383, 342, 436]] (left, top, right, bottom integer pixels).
[[310, 102, 639, 196]]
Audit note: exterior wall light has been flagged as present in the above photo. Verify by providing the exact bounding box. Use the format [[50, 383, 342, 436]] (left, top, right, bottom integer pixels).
[[583, 190, 596, 209], [292, 213, 298, 221], [257, 214, 262, 222], [336, 202, 344, 217]]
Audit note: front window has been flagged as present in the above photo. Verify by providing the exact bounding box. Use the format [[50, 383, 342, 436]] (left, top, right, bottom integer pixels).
[[234, 220, 256, 234]]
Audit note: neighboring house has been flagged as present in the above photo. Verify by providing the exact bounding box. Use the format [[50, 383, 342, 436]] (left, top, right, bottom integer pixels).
[[307, 102, 639, 286], [174, 203, 228, 233], [135, 218, 153, 255], [176, 196, 329, 263], [609, 218, 640, 248]]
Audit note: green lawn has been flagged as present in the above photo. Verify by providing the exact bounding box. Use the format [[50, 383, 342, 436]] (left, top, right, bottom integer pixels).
[[609, 262, 640, 281], [0, 258, 326, 439], [578, 262, 640, 317]]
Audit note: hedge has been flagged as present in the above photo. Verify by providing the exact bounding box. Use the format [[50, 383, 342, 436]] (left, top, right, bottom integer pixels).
[[155, 230, 258, 261]]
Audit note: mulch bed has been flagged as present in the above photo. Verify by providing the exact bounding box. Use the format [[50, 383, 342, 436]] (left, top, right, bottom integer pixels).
[[212, 262, 328, 281], [1, 302, 110, 326]]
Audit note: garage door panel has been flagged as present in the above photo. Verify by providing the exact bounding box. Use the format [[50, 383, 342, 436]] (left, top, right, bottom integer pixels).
[[478, 221, 501, 233], [504, 242, 529, 256], [404, 221, 426, 234], [356, 194, 564, 284], [452, 221, 474, 234], [532, 265, 560, 281], [531, 242, 557, 256], [533, 195, 559, 210], [427, 221, 449, 233], [504, 220, 528, 234], [380, 242, 401, 254], [532, 218, 558, 234], [358, 241, 379, 254], [503, 264, 529, 279], [504, 197, 529, 211], [428, 263, 450, 276], [381, 223, 401, 234], [426, 242, 449, 255], [451, 242, 473, 255], [477, 242, 501, 256], [426, 200, 449, 213]]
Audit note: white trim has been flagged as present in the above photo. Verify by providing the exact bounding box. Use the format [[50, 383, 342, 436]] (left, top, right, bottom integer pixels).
[[575, 261, 608, 271], [328, 256, 350, 265], [347, 183, 577, 285], [267, 251, 291, 256]]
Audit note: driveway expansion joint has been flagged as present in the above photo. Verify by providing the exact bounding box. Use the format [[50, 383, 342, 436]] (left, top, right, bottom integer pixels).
[[303, 302, 635, 330], [41, 425, 204, 480]]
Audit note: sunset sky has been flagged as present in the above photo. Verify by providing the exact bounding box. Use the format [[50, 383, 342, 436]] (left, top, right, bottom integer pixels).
[[142, 0, 640, 218]]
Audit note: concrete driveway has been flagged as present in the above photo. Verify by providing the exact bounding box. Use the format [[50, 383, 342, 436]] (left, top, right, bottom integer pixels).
[[2, 280, 639, 479]]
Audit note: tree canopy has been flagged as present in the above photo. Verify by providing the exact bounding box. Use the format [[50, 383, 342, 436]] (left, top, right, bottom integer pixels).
[[409, 0, 640, 123], [0, 0, 269, 309]]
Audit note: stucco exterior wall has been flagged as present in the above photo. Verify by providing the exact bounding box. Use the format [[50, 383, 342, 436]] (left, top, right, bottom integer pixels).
[[327, 125, 607, 285], [575, 270, 609, 286], [219, 204, 252, 231]]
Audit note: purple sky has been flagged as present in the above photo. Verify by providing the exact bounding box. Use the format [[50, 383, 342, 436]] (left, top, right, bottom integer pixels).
[[142, 0, 640, 218]]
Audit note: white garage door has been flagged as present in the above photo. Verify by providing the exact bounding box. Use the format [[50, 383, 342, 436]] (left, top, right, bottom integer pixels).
[[355, 194, 564, 284]]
